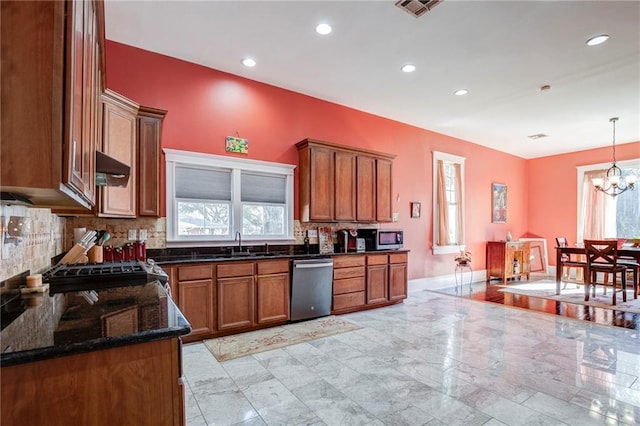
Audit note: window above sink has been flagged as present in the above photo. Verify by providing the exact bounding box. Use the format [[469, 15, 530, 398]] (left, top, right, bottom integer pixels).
[[164, 149, 296, 247]]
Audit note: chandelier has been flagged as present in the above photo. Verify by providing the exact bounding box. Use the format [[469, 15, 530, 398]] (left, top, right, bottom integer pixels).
[[592, 117, 636, 197]]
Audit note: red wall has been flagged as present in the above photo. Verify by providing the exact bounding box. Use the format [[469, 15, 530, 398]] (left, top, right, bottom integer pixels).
[[105, 40, 560, 279], [528, 141, 640, 266]]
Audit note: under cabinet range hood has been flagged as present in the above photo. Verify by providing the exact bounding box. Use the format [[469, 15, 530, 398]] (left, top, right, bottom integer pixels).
[[95, 151, 130, 187]]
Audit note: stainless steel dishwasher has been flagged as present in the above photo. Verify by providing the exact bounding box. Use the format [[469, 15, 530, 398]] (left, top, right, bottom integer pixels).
[[290, 258, 334, 322]]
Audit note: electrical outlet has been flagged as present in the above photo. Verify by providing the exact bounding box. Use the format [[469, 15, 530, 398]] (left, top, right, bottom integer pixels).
[[392, 212, 399, 222], [139, 229, 148, 241], [128, 229, 137, 241], [307, 229, 318, 238]]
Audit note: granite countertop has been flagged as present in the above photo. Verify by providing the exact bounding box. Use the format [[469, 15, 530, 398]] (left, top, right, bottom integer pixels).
[[149, 246, 409, 265], [0, 281, 191, 367]]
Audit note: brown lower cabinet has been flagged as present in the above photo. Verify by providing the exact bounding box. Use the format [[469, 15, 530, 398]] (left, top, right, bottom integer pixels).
[[217, 262, 256, 331], [1, 339, 184, 426], [389, 253, 408, 301], [165, 259, 290, 341], [332, 252, 408, 314], [366, 254, 389, 305]]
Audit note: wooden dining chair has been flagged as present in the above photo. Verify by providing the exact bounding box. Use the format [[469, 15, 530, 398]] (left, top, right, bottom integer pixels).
[[555, 237, 586, 285], [583, 239, 628, 305]]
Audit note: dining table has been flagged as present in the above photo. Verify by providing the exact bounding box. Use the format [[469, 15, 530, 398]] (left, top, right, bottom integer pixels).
[[555, 245, 640, 295]]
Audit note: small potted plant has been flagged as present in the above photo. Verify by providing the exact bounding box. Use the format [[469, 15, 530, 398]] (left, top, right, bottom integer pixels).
[[455, 248, 472, 265]]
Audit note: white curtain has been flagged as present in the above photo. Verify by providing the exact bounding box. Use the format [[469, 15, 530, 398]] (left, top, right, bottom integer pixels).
[[580, 169, 614, 239]]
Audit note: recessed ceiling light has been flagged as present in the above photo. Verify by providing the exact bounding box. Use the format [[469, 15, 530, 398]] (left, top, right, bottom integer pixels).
[[241, 58, 256, 67], [401, 64, 416, 73], [454, 89, 468, 96], [315, 23, 332, 35], [586, 34, 609, 46]]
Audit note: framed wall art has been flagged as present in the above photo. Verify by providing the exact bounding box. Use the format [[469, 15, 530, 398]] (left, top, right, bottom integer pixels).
[[411, 202, 421, 218], [492, 182, 507, 223]]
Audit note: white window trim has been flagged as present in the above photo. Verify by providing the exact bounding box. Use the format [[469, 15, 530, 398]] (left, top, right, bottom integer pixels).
[[165, 149, 296, 247], [432, 150, 466, 255], [576, 158, 640, 243]]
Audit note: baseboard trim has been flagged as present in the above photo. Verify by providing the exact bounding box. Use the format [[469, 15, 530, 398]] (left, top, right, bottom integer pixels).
[[409, 267, 557, 293]]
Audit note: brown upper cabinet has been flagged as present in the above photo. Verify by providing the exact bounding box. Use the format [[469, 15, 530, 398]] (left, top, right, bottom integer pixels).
[[1, 0, 105, 209], [296, 139, 396, 223], [98, 89, 139, 218], [137, 106, 167, 217]]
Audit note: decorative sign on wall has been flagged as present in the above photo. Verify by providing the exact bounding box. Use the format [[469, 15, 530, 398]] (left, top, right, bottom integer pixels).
[[225, 136, 249, 154]]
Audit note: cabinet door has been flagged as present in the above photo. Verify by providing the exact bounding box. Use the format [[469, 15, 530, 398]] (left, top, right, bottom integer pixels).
[[64, 0, 91, 202], [179, 279, 215, 339], [356, 156, 376, 222], [366, 264, 388, 304], [389, 263, 408, 301], [376, 159, 393, 222], [137, 106, 166, 217], [256, 273, 290, 324], [218, 276, 255, 331], [99, 90, 138, 217], [334, 151, 356, 221], [486, 241, 507, 281], [309, 146, 334, 221]]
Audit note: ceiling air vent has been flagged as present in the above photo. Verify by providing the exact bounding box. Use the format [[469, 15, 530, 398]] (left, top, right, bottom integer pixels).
[[395, 0, 443, 18], [528, 133, 548, 140]]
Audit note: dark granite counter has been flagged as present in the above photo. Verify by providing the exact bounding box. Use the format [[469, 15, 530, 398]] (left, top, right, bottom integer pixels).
[[0, 281, 191, 367], [148, 246, 409, 265]]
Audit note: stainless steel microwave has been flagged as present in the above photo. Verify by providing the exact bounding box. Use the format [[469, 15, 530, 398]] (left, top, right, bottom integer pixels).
[[357, 229, 403, 250]]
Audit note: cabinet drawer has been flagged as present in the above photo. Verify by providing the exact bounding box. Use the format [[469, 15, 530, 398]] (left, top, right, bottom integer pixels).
[[333, 255, 365, 268], [367, 254, 388, 266], [333, 277, 365, 295], [257, 259, 290, 275], [333, 266, 365, 280], [178, 264, 212, 281], [389, 253, 408, 264], [333, 291, 365, 311], [217, 262, 255, 278]]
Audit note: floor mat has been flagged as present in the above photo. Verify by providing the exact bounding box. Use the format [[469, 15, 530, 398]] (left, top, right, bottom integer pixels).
[[203, 316, 363, 362]]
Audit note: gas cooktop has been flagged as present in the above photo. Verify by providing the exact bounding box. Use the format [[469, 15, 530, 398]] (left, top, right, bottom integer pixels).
[[43, 260, 168, 294]]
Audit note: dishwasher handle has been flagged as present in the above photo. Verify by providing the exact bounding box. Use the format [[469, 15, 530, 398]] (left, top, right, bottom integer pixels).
[[294, 262, 333, 269]]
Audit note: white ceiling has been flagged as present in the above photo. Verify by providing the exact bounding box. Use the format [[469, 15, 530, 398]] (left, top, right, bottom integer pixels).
[[104, 0, 640, 159]]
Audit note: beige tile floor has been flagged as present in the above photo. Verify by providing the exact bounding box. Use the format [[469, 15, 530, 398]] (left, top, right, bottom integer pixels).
[[182, 289, 640, 425]]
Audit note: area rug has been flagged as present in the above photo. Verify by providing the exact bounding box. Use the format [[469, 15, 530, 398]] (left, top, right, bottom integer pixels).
[[203, 316, 363, 362], [498, 280, 640, 314]]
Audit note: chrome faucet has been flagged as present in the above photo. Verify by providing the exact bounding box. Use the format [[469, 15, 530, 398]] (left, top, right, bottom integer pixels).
[[235, 231, 242, 252]]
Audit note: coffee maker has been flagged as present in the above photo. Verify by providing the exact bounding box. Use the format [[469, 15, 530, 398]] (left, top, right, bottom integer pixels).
[[338, 229, 365, 253]]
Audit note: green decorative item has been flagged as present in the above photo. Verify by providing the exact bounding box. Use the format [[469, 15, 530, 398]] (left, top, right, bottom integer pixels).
[[225, 136, 249, 154]]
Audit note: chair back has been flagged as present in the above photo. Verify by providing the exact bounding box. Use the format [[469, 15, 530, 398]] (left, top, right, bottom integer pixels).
[[584, 239, 620, 267], [555, 237, 568, 247]]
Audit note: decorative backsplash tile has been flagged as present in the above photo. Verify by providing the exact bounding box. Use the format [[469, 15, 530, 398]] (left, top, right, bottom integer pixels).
[[0, 206, 64, 282], [64, 217, 166, 250], [0, 206, 378, 283]]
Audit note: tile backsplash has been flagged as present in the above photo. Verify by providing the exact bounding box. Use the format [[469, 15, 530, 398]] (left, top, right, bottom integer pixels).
[[0, 206, 379, 283], [0, 206, 64, 282], [65, 217, 166, 250]]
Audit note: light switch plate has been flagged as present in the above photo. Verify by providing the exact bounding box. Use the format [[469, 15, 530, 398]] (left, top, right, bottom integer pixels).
[[139, 229, 148, 241], [392, 212, 399, 222], [128, 229, 137, 241], [307, 229, 318, 238]]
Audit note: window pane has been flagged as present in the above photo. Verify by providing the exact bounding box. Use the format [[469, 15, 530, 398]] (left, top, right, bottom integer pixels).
[[616, 166, 640, 237], [242, 204, 285, 236], [177, 200, 230, 235]]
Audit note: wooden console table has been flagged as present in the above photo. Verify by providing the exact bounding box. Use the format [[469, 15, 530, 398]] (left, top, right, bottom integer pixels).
[[486, 241, 531, 283]]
